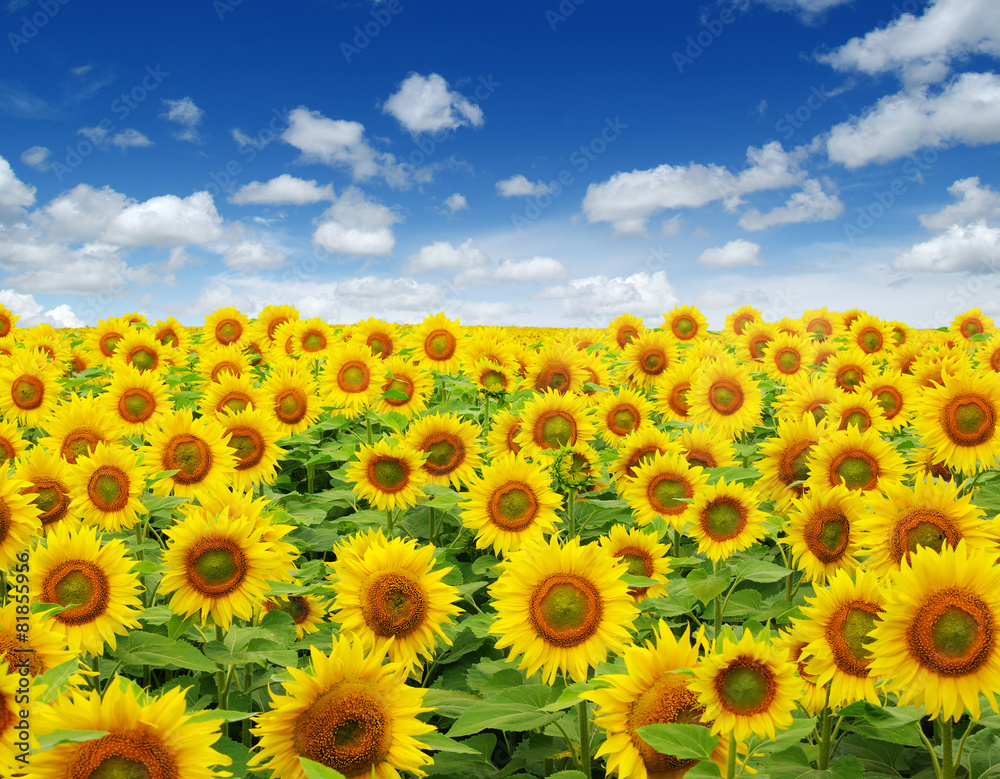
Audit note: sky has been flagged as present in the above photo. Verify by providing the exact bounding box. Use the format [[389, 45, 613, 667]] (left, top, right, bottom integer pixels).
[[1, 0, 999, 330]]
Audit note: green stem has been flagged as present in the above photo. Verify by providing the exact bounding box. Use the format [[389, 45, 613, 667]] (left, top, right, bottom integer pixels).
[[387, 507, 395, 537], [215, 625, 227, 709], [727, 732, 737, 779], [90, 654, 101, 691], [365, 410, 373, 447], [714, 560, 723, 637], [482, 394, 491, 444], [578, 700, 592, 779], [135, 523, 147, 607], [954, 722, 973, 770], [942, 718, 954, 779], [671, 528, 682, 556], [553, 719, 582, 771], [817, 704, 833, 770], [567, 489, 577, 538], [918, 723, 944, 779], [428, 507, 437, 546], [306, 463, 315, 495], [242, 663, 253, 747]]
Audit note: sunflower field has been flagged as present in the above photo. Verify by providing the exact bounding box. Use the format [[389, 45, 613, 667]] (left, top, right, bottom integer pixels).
[[7, 303, 1000, 779]]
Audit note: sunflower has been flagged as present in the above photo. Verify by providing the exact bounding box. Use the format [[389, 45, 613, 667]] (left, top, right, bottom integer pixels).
[[0, 417, 28, 464], [976, 332, 1000, 374], [0, 304, 18, 338], [0, 336, 16, 359], [203, 305, 249, 348], [761, 331, 811, 384], [783, 485, 866, 584], [911, 348, 971, 390], [249, 636, 433, 779], [621, 330, 678, 389], [460, 452, 562, 556], [142, 408, 237, 499], [255, 303, 300, 344], [470, 357, 520, 399], [593, 386, 656, 445], [525, 341, 588, 394], [289, 317, 335, 359], [352, 317, 399, 359], [598, 524, 671, 601], [774, 371, 842, 425], [889, 339, 925, 376], [29, 523, 142, 655], [800, 308, 843, 342], [951, 306, 995, 341], [490, 536, 637, 684], [585, 622, 729, 779], [663, 304, 708, 343], [63, 346, 94, 378], [198, 371, 264, 420], [404, 412, 483, 489], [269, 320, 299, 360], [0, 602, 76, 678], [908, 443, 955, 482], [690, 628, 800, 743], [823, 347, 876, 393], [794, 568, 885, 707], [775, 627, 829, 716], [823, 388, 893, 436], [37, 393, 118, 465], [406, 311, 465, 373], [216, 406, 287, 492], [858, 369, 917, 430], [486, 407, 524, 459], [30, 678, 231, 779], [868, 541, 1000, 721], [21, 325, 69, 364], [111, 326, 174, 373], [264, 593, 329, 639], [159, 506, 283, 630], [197, 342, 252, 383], [322, 341, 388, 416], [623, 450, 709, 531], [847, 313, 891, 355], [153, 315, 191, 353], [85, 316, 129, 363], [610, 427, 683, 492], [859, 477, 995, 577], [607, 312, 645, 350], [0, 470, 41, 570], [579, 349, 617, 395], [654, 360, 699, 423], [515, 389, 595, 458], [805, 424, 906, 494], [15, 448, 76, 533], [344, 438, 427, 512], [261, 362, 321, 436], [808, 339, 840, 369], [101, 363, 171, 437], [464, 327, 516, 368], [887, 319, 913, 348], [678, 425, 738, 471], [736, 320, 777, 365], [756, 414, 822, 509], [330, 534, 462, 673], [0, 349, 61, 427], [371, 355, 433, 419], [67, 442, 149, 532], [723, 305, 760, 341], [912, 368, 1000, 474], [687, 356, 762, 440], [545, 441, 600, 493], [688, 478, 767, 562]]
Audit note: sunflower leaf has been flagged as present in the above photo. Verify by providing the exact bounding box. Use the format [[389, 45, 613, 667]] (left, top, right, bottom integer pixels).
[[114, 632, 217, 673], [447, 685, 565, 737], [415, 731, 485, 754], [33, 658, 80, 704], [35, 729, 109, 752], [299, 758, 347, 779], [636, 723, 719, 760]]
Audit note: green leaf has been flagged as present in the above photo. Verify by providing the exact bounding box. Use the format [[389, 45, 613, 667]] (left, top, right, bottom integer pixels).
[[548, 772, 588, 779], [299, 758, 347, 779], [969, 729, 1000, 779], [33, 658, 80, 703], [415, 731, 485, 754], [382, 388, 410, 400], [732, 558, 793, 584], [187, 709, 253, 723], [422, 688, 481, 719], [685, 566, 732, 604], [35, 730, 108, 752], [447, 685, 564, 738], [542, 681, 595, 711], [114, 633, 217, 672], [471, 555, 499, 576], [636, 723, 719, 760]]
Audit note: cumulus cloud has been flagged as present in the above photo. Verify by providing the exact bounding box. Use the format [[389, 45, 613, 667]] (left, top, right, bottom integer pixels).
[[442, 193, 468, 214], [2, 243, 128, 295], [404, 238, 490, 274], [661, 215, 683, 237], [891, 222, 1000, 272], [222, 240, 287, 272], [0, 156, 36, 223], [20, 146, 50, 171], [312, 187, 400, 256], [161, 96, 204, 142], [919, 177, 1000, 232], [496, 175, 555, 197], [455, 255, 570, 287], [0, 289, 85, 327], [33, 184, 129, 242], [826, 72, 1000, 168], [582, 141, 804, 236], [382, 73, 484, 134], [697, 239, 764, 268], [534, 270, 679, 321], [104, 191, 226, 247], [738, 179, 844, 230], [230, 174, 336, 205], [78, 125, 154, 150]]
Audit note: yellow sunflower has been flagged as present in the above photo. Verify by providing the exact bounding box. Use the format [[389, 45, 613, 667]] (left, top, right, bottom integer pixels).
[[260, 362, 321, 436], [654, 359, 699, 423], [525, 341, 588, 394], [775, 627, 828, 716], [37, 393, 118, 465], [30, 678, 231, 779], [21, 324, 69, 364], [216, 406, 287, 492], [598, 524, 671, 601], [761, 331, 811, 384], [723, 305, 760, 341], [515, 389, 595, 458], [847, 313, 891, 355], [469, 357, 520, 398], [199, 371, 265, 418], [690, 629, 800, 743], [586, 622, 729, 779], [688, 478, 767, 562], [736, 320, 777, 365], [951, 306, 995, 342], [0, 304, 18, 339], [15, 448, 76, 533], [805, 424, 906, 494], [907, 443, 955, 483], [353, 317, 400, 359], [203, 305, 249, 348], [67, 442, 149, 531], [857, 369, 917, 430], [406, 311, 465, 373], [30, 523, 142, 655], [687, 356, 763, 440], [153, 316, 191, 353], [887, 319, 913, 348], [0, 602, 76, 681], [868, 540, 1000, 721], [621, 330, 678, 389], [0, 663, 23, 775], [255, 303, 300, 344], [465, 327, 516, 367], [322, 341, 389, 416], [344, 438, 427, 512], [774, 371, 842, 425], [0, 470, 41, 569], [159, 506, 283, 629], [460, 452, 562, 556], [263, 592, 329, 640], [404, 412, 483, 489], [823, 347, 876, 394], [101, 363, 171, 437], [607, 312, 646, 350], [490, 536, 638, 684], [249, 636, 433, 779], [975, 332, 1000, 374], [329, 534, 462, 673], [663, 304, 708, 343], [196, 342, 252, 383], [622, 450, 709, 531], [678, 425, 739, 470], [111, 326, 174, 373], [823, 388, 893, 436], [85, 316, 129, 363], [142, 408, 236, 499], [290, 316, 336, 358], [592, 386, 656, 445], [800, 307, 844, 342], [783, 485, 866, 584], [756, 414, 822, 509], [0, 349, 61, 427], [0, 417, 28, 465], [610, 427, 683, 493], [372, 355, 433, 419]]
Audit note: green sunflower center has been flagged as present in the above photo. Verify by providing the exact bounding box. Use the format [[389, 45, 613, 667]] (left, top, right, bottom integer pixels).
[[193, 548, 239, 586], [368, 336, 387, 356], [529, 574, 602, 647], [649, 476, 689, 515], [610, 406, 639, 436], [425, 436, 462, 475], [164, 435, 212, 484], [129, 348, 156, 372], [54, 570, 94, 609], [621, 553, 649, 577], [42, 560, 109, 625], [945, 395, 996, 446], [538, 412, 576, 449], [843, 410, 870, 430], [122, 390, 153, 422], [11, 376, 42, 409], [674, 316, 695, 337], [839, 368, 861, 389], [370, 459, 407, 490], [833, 452, 877, 490], [860, 329, 882, 352], [717, 662, 774, 714], [702, 498, 746, 540], [217, 320, 240, 343], [492, 485, 536, 529], [304, 332, 326, 352], [338, 363, 369, 393], [89, 756, 153, 779], [88, 468, 130, 513], [932, 606, 979, 659], [777, 348, 800, 372], [840, 607, 878, 663], [426, 330, 456, 360]]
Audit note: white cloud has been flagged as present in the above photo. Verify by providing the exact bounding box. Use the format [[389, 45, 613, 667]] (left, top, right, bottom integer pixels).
[[70, 64, 92, 77], [161, 97, 204, 142], [661, 215, 683, 237], [382, 73, 484, 134], [230, 174, 336, 205], [752, 0, 855, 18], [3, 243, 128, 294], [582, 141, 804, 235], [819, 0, 1000, 85], [111, 129, 153, 148], [312, 187, 400, 256], [0, 156, 36, 222], [496, 174, 556, 198], [738, 179, 844, 230], [534, 270, 679, 321], [104, 191, 226, 247], [0, 289, 85, 327], [34, 184, 128, 242], [20, 146, 50, 171], [826, 72, 1000, 168], [404, 238, 490, 274], [336, 276, 443, 310], [919, 177, 1000, 232], [455, 255, 570, 287], [891, 221, 1000, 272], [0, 288, 42, 318], [222, 240, 287, 272], [442, 193, 468, 214], [697, 239, 764, 268]]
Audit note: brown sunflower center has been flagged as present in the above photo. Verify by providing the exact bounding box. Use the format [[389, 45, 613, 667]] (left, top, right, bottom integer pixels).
[[360, 570, 427, 638], [962, 319, 983, 337], [943, 394, 997, 446], [827, 601, 880, 676], [186, 538, 247, 596], [715, 658, 776, 715], [488, 482, 538, 531], [779, 440, 815, 491], [807, 319, 832, 338], [215, 319, 242, 344], [481, 368, 508, 392], [890, 509, 960, 564], [227, 425, 265, 470], [709, 379, 744, 415], [672, 316, 697, 339], [505, 422, 522, 455], [338, 362, 370, 393], [23, 478, 71, 526], [803, 507, 851, 563], [628, 673, 706, 772], [423, 433, 464, 476], [837, 367, 862, 391], [303, 331, 327, 352], [158, 329, 179, 347], [876, 387, 903, 419], [87, 466, 131, 513], [425, 329, 457, 361], [647, 474, 691, 516], [119, 388, 156, 424], [701, 497, 747, 540], [266, 317, 290, 339], [128, 346, 158, 372], [733, 315, 754, 335], [293, 680, 391, 778], [638, 347, 668, 376], [830, 449, 879, 491], [367, 333, 391, 357], [11, 375, 43, 410], [841, 409, 872, 432], [535, 410, 577, 450], [61, 428, 103, 464], [381, 376, 413, 406], [98, 332, 122, 357], [616, 546, 654, 598], [858, 328, 882, 353], [535, 362, 571, 393], [616, 325, 639, 348], [528, 573, 603, 647], [667, 381, 691, 417], [162, 434, 213, 485], [211, 362, 242, 382], [608, 405, 640, 437], [908, 588, 995, 676], [0, 438, 15, 462], [366, 457, 409, 493], [41, 560, 110, 625], [68, 731, 178, 779], [775, 348, 801, 373], [686, 449, 716, 469], [275, 388, 308, 425]]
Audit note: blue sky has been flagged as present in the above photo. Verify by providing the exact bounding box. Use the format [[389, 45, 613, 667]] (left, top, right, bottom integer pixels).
[[1, 0, 999, 329]]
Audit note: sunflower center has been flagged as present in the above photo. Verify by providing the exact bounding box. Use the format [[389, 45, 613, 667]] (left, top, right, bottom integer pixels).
[[488, 483, 538, 531], [838, 368, 861, 390], [360, 570, 427, 638], [616, 325, 639, 348], [425, 329, 457, 361], [876, 388, 903, 419], [841, 410, 871, 431], [537, 411, 577, 449], [61, 428, 103, 464], [158, 329, 178, 347], [668, 382, 691, 417], [215, 319, 242, 344], [303, 332, 327, 352], [162, 434, 212, 485], [780, 440, 814, 489], [275, 388, 308, 424], [830, 450, 878, 491], [639, 348, 667, 375], [187, 538, 247, 596], [0, 438, 13, 462], [891, 510, 959, 563], [536, 363, 571, 393], [608, 405, 639, 437], [748, 336, 770, 360], [702, 498, 747, 540], [909, 588, 995, 676], [647, 475, 690, 516], [776, 348, 801, 373], [672, 316, 696, 339], [367, 334, 389, 356], [99, 333, 122, 357], [42, 561, 110, 625], [87, 466, 131, 513], [505, 422, 522, 455], [338, 363, 370, 393], [293, 680, 391, 777], [227, 426, 265, 470], [367, 458, 409, 493], [211, 362, 242, 382], [733, 315, 753, 335], [716, 659, 775, 715], [962, 319, 982, 337], [481, 369, 507, 392], [619, 550, 651, 578], [528, 574, 603, 647], [709, 380, 744, 415], [628, 673, 706, 772], [804, 508, 850, 563], [828, 602, 880, 675], [808, 319, 832, 338], [944, 394, 996, 446], [128, 347, 157, 372], [382, 376, 413, 406], [25, 479, 70, 525], [859, 328, 882, 352], [120, 388, 155, 424], [423, 434, 464, 476], [68, 732, 177, 779], [11, 375, 43, 410]]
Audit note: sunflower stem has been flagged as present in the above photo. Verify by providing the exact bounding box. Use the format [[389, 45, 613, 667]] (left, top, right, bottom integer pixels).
[[387, 507, 395, 537], [482, 394, 491, 444], [90, 654, 101, 691], [566, 489, 577, 538], [365, 410, 373, 447], [428, 506, 437, 545], [671, 528, 682, 556], [578, 700, 592, 779], [135, 522, 148, 607], [242, 663, 253, 747], [713, 560, 723, 637], [727, 732, 737, 779], [941, 718, 955, 779], [918, 721, 944, 779], [817, 704, 833, 770], [306, 463, 315, 495]]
